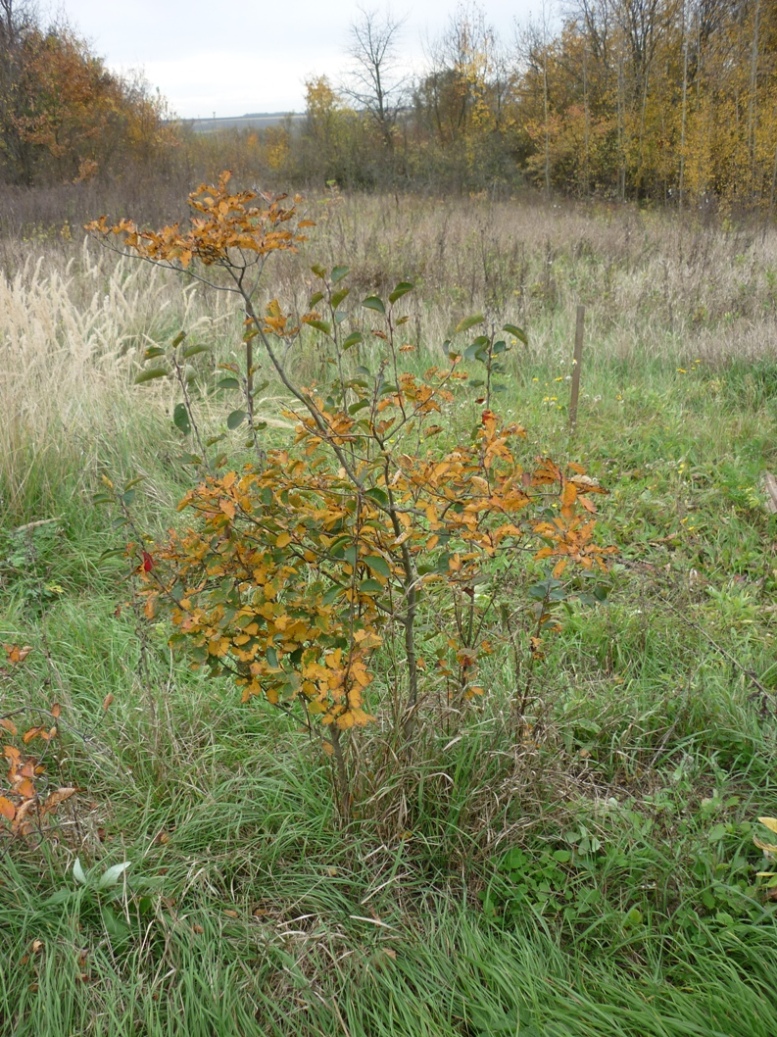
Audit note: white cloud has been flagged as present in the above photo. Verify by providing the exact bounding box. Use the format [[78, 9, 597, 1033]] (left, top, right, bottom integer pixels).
[[54, 0, 544, 118]]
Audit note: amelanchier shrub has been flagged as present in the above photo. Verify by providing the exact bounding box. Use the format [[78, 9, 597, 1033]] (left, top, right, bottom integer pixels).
[[88, 174, 613, 808]]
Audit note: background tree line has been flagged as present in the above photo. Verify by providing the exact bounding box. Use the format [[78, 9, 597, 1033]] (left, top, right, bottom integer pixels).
[[1, 0, 775, 215], [0, 0, 174, 187], [290, 0, 777, 212]]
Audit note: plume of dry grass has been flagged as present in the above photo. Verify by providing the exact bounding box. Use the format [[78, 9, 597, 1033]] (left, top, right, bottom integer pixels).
[[0, 239, 231, 520]]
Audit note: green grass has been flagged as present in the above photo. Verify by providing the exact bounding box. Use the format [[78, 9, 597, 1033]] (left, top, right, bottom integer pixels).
[[2, 200, 777, 1035]]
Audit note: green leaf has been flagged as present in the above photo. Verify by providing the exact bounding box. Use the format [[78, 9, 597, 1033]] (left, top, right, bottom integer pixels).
[[503, 323, 528, 345], [181, 343, 210, 359], [308, 290, 325, 308], [135, 366, 169, 384], [173, 403, 191, 435], [359, 579, 384, 594], [171, 331, 186, 349], [362, 296, 386, 316], [227, 409, 247, 430], [330, 288, 350, 308], [98, 861, 132, 889], [342, 332, 364, 350], [102, 904, 131, 944], [311, 264, 327, 279], [98, 546, 128, 562], [365, 490, 388, 511], [306, 319, 332, 336], [331, 265, 349, 284], [266, 646, 279, 669], [323, 584, 345, 605], [73, 858, 88, 885], [529, 578, 566, 602], [389, 281, 414, 304], [364, 555, 390, 578], [143, 346, 165, 360], [455, 313, 484, 335]]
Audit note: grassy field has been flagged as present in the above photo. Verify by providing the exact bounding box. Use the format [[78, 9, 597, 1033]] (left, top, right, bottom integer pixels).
[[1, 193, 777, 1036]]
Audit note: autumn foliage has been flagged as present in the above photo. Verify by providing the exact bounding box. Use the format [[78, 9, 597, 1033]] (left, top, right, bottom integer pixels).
[[90, 173, 613, 798], [0, 2, 175, 186], [0, 644, 75, 838]]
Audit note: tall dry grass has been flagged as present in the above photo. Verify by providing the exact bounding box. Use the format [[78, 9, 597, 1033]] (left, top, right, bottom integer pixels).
[[292, 191, 777, 366], [0, 238, 232, 521], [2, 192, 776, 519]]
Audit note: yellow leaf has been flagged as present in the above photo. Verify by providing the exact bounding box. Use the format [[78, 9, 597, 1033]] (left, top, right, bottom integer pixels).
[[276, 532, 292, 548], [758, 818, 777, 835]]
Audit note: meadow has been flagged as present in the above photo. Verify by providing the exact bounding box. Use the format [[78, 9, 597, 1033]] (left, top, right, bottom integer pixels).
[[2, 190, 777, 1037]]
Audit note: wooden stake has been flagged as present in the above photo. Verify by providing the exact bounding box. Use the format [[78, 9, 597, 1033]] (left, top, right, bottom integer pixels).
[[568, 305, 585, 434]]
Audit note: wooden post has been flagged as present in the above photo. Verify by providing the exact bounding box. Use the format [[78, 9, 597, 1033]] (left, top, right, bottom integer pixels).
[[568, 305, 585, 434]]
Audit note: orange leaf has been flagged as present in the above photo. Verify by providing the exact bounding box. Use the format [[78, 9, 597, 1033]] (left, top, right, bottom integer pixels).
[[552, 557, 569, 578], [561, 482, 578, 508], [4, 644, 32, 665], [0, 796, 16, 821]]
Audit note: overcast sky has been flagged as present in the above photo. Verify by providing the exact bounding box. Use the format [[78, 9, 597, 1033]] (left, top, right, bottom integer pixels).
[[48, 1, 549, 119]]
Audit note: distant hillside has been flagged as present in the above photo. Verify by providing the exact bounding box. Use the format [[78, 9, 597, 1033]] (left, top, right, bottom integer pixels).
[[185, 113, 305, 134]]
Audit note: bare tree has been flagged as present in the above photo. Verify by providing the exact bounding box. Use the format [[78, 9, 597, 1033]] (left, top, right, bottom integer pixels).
[[342, 6, 407, 156]]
